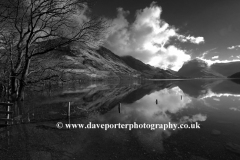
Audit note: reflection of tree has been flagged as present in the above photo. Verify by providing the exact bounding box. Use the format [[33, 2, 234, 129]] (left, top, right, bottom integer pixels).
[[0, 123, 77, 159], [0, 82, 143, 159]]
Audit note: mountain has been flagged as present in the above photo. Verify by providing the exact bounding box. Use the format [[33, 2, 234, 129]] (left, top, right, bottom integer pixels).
[[34, 44, 141, 82], [210, 61, 240, 77], [176, 58, 225, 78], [28, 41, 179, 81], [121, 56, 178, 79]]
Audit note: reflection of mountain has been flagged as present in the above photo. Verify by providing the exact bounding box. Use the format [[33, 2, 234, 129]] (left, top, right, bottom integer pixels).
[[177, 59, 224, 78], [228, 72, 240, 78], [23, 83, 141, 121], [211, 80, 240, 95], [93, 86, 197, 152], [176, 79, 240, 98], [176, 80, 222, 98], [4, 83, 208, 160], [122, 81, 175, 103], [231, 79, 240, 85]]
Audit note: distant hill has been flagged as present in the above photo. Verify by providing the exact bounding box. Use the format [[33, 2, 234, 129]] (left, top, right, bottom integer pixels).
[[210, 61, 240, 76], [121, 56, 178, 79], [176, 58, 225, 78], [167, 69, 177, 75]]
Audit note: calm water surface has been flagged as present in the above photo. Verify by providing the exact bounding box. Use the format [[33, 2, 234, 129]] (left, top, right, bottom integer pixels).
[[1, 79, 240, 160]]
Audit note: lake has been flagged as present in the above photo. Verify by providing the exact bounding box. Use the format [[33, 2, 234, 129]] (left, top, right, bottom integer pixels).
[[1, 79, 240, 159]]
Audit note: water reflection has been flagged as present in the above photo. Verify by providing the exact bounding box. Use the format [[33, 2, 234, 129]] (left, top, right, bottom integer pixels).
[[1, 80, 240, 159], [97, 86, 202, 153]]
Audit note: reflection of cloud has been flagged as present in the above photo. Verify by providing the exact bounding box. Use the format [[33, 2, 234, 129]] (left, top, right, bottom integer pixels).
[[213, 98, 220, 101], [180, 114, 207, 123], [104, 2, 203, 71], [98, 86, 195, 151], [230, 107, 240, 112], [228, 45, 240, 50], [121, 87, 193, 151], [200, 99, 218, 110], [201, 89, 240, 99]]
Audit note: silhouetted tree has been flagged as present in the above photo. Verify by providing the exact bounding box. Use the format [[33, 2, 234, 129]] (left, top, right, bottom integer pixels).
[[0, 0, 108, 101]]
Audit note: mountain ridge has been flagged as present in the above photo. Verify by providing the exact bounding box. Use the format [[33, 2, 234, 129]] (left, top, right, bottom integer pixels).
[[120, 55, 178, 79], [176, 58, 225, 78]]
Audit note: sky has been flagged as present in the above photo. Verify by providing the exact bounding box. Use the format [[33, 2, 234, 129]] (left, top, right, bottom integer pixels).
[[90, 0, 240, 71]]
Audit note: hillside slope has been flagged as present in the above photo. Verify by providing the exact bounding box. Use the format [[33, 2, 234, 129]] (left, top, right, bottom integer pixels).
[[33, 44, 140, 81]]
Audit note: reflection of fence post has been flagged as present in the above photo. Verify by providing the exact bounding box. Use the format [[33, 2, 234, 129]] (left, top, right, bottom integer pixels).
[[156, 99, 158, 104], [68, 102, 70, 124], [118, 103, 121, 113]]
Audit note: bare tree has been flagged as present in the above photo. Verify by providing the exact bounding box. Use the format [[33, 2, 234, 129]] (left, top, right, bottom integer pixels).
[[0, 0, 108, 101]]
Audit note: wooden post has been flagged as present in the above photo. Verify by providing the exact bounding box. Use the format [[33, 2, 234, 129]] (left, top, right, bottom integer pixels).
[[6, 104, 10, 125], [0, 102, 13, 126]]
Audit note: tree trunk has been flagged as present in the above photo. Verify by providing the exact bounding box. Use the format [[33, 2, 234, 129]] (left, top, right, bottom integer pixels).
[[10, 72, 18, 101], [16, 58, 31, 101], [17, 80, 25, 101]]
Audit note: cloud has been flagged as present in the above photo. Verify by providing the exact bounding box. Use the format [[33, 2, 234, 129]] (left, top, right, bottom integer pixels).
[[198, 48, 217, 59], [197, 57, 240, 66], [148, 45, 191, 71], [195, 48, 240, 66], [178, 35, 204, 44], [228, 45, 240, 50], [104, 2, 204, 71], [211, 56, 219, 59]]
